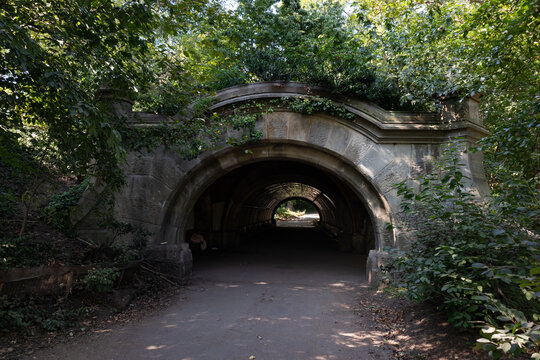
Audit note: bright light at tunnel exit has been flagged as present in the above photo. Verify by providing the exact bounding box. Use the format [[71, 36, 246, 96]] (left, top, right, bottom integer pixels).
[[273, 197, 321, 228]]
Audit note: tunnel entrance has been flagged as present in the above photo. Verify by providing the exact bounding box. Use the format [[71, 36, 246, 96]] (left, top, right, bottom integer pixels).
[[185, 160, 376, 256]]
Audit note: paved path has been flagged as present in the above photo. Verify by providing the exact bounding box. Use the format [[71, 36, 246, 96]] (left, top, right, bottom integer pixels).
[[276, 213, 319, 228], [28, 229, 392, 360]]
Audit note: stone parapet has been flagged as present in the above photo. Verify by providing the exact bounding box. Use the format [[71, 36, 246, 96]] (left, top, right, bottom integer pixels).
[[440, 93, 482, 126]]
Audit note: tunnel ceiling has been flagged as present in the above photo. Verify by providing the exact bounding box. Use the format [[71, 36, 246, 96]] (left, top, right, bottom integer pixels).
[[245, 182, 333, 216], [205, 161, 347, 227]]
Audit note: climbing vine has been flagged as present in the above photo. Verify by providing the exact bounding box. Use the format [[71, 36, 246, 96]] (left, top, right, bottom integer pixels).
[[280, 96, 356, 120], [41, 180, 89, 237], [122, 94, 355, 159], [121, 101, 264, 160]]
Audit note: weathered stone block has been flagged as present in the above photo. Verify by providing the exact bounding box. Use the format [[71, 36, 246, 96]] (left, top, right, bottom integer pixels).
[[344, 134, 374, 166], [366, 250, 389, 284], [440, 95, 482, 126], [327, 125, 352, 155], [217, 152, 240, 170], [149, 150, 185, 189], [373, 145, 413, 194], [266, 113, 289, 139], [144, 243, 192, 284], [114, 197, 164, 226], [307, 117, 332, 147], [375, 165, 402, 196], [287, 113, 311, 142], [255, 116, 267, 139], [119, 175, 170, 204], [122, 152, 153, 176], [359, 144, 395, 179]]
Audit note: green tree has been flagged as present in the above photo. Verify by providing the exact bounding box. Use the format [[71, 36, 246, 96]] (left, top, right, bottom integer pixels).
[[351, 0, 539, 218], [0, 0, 221, 234], [142, 0, 406, 109]]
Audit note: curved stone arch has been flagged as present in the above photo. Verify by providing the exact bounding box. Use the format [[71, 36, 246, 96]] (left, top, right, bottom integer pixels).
[[208, 81, 487, 144], [218, 171, 341, 232], [157, 139, 395, 254]]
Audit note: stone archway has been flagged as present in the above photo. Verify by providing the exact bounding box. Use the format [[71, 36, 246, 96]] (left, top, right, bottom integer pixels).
[[75, 82, 488, 283], [155, 140, 393, 281], [159, 141, 392, 246]]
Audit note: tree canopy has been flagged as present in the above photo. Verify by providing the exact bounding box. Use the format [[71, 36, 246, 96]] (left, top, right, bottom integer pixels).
[[1, 0, 537, 238], [2, 0, 538, 193]]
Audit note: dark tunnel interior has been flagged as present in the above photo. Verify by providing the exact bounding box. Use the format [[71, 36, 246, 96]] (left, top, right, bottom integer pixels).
[[186, 160, 375, 255]]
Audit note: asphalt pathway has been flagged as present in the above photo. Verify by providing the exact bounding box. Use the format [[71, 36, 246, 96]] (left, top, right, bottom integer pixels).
[[28, 228, 393, 360], [276, 213, 320, 228]]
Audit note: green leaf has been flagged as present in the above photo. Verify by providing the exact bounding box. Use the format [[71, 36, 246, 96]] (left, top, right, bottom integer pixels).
[[500, 342, 511, 353], [477, 338, 492, 343], [471, 263, 487, 268]]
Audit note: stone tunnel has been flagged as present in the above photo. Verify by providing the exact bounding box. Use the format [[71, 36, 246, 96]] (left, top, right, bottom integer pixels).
[[187, 160, 375, 254], [74, 82, 489, 283]]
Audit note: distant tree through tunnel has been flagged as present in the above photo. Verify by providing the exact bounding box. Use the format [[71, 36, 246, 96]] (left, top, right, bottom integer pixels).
[[272, 197, 321, 228]]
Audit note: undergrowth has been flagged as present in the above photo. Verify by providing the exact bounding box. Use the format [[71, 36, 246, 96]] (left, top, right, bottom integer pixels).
[[41, 180, 89, 237], [383, 140, 540, 359], [0, 236, 55, 269], [0, 295, 91, 334]]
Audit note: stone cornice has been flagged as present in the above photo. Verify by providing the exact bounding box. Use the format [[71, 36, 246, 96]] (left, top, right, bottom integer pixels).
[[125, 81, 488, 144], [209, 82, 488, 143]]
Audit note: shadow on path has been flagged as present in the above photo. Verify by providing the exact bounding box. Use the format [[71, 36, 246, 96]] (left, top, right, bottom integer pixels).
[[28, 228, 392, 360]]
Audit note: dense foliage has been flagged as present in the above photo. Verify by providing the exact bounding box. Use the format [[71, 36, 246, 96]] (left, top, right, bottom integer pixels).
[[2, 0, 537, 204], [1, 0, 156, 186], [41, 180, 89, 237], [134, 0, 539, 212], [355, 0, 539, 227], [0, 295, 90, 333], [79, 267, 121, 293], [384, 141, 539, 358], [0, 0, 256, 237]]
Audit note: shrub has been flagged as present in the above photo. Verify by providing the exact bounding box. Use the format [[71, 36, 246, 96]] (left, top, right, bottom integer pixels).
[[103, 218, 151, 262], [384, 140, 540, 359], [0, 236, 52, 269], [79, 267, 120, 293], [0, 189, 15, 225], [41, 180, 89, 237], [0, 295, 38, 333], [0, 295, 89, 333]]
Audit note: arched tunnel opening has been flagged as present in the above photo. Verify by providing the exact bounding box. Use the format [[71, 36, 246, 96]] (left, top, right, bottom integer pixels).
[[184, 160, 376, 268], [272, 197, 321, 228]]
